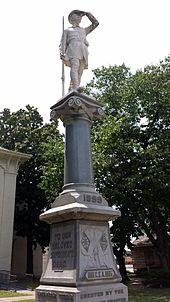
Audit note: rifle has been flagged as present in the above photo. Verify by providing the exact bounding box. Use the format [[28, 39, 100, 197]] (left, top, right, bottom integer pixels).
[[61, 16, 65, 97]]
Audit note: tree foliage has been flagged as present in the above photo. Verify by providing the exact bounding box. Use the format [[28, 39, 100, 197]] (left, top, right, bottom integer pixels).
[[86, 57, 170, 272], [0, 105, 64, 274]]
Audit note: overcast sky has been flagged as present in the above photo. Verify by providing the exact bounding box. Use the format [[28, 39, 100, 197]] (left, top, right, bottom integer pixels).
[[0, 0, 170, 125]]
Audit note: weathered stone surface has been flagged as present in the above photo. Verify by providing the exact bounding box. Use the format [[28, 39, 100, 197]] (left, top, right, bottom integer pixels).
[[52, 191, 108, 207], [79, 221, 121, 284], [36, 283, 128, 302], [36, 90, 128, 301], [50, 91, 104, 194], [40, 221, 76, 285], [40, 221, 121, 286], [50, 91, 104, 123], [40, 201, 120, 224], [40, 190, 121, 224]]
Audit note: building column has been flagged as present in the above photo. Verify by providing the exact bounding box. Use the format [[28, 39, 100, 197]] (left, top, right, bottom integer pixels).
[[0, 148, 31, 282]]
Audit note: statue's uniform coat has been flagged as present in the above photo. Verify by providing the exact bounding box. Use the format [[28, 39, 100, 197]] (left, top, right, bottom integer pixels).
[[61, 27, 89, 69]]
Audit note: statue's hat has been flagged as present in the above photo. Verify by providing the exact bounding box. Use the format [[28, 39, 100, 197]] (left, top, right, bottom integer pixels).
[[68, 10, 85, 23]]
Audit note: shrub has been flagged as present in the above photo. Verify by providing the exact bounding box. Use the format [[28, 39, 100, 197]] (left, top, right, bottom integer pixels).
[[138, 269, 170, 288]]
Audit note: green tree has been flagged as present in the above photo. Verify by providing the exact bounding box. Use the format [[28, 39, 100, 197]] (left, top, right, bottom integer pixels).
[[38, 125, 64, 204], [0, 105, 64, 274], [86, 57, 170, 274]]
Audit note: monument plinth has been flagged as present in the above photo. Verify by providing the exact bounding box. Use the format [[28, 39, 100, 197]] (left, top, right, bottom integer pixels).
[[36, 91, 128, 302]]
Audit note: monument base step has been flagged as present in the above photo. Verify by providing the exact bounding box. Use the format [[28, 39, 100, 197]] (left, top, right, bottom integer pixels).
[[36, 282, 128, 302]]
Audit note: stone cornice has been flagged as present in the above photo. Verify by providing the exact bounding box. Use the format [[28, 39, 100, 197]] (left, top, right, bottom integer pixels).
[[0, 148, 32, 174]]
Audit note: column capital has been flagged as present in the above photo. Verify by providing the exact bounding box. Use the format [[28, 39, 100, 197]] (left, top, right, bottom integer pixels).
[[0, 147, 32, 175], [50, 90, 104, 123]]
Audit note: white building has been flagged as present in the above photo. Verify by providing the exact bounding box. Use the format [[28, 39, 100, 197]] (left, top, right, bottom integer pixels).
[[0, 147, 32, 282]]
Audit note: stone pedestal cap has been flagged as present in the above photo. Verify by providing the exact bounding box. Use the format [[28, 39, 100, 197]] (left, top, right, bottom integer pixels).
[[50, 90, 104, 123], [40, 202, 121, 224]]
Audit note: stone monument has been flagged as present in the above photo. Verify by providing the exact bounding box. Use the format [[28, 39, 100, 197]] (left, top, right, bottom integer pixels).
[[36, 9, 128, 302]]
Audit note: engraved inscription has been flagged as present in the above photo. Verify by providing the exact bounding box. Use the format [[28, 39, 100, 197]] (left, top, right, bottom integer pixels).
[[85, 269, 114, 280], [80, 287, 127, 302], [59, 294, 73, 302], [36, 291, 57, 302], [83, 194, 102, 204], [80, 291, 104, 299], [51, 223, 74, 270], [37, 291, 75, 302]]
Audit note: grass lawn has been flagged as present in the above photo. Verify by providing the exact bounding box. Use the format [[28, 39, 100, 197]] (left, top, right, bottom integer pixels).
[[128, 287, 170, 301], [13, 301, 35, 302], [0, 290, 30, 298], [1, 288, 170, 302]]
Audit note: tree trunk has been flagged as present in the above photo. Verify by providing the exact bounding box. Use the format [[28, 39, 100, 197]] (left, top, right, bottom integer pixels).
[[113, 247, 130, 282], [155, 244, 170, 270], [26, 235, 34, 275], [146, 235, 170, 269], [139, 215, 170, 269]]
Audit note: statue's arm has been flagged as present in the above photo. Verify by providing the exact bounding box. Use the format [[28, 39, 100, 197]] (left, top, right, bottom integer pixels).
[[85, 12, 99, 35], [59, 29, 68, 60]]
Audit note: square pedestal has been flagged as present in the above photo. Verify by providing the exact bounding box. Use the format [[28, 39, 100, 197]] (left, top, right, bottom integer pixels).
[[40, 220, 121, 286], [36, 220, 128, 301]]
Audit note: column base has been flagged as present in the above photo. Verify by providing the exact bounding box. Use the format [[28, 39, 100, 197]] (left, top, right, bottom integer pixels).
[[61, 183, 96, 195], [40, 191, 120, 224]]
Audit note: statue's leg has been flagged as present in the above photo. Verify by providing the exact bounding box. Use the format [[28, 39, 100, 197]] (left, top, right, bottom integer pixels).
[[70, 58, 80, 90], [78, 60, 85, 86], [68, 80, 73, 92]]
